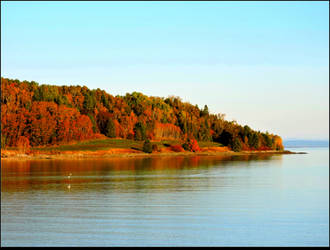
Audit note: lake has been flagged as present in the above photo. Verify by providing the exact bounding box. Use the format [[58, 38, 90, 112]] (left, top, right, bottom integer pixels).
[[1, 147, 329, 246]]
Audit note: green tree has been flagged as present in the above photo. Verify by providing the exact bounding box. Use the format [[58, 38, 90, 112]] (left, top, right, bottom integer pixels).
[[200, 105, 209, 117], [83, 92, 96, 112], [243, 125, 252, 138], [231, 137, 242, 152], [142, 139, 152, 153], [262, 133, 273, 148], [105, 118, 116, 138], [101, 93, 110, 110], [54, 95, 69, 106], [248, 133, 259, 149], [134, 122, 146, 141], [177, 111, 187, 134], [87, 114, 97, 133], [32, 85, 61, 103], [198, 119, 211, 141]]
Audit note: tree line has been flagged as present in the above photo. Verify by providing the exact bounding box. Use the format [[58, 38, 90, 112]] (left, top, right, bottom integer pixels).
[[1, 78, 284, 151]]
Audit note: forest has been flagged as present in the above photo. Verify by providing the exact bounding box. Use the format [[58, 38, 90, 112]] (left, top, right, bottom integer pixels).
[[1, 77, 283, 152]]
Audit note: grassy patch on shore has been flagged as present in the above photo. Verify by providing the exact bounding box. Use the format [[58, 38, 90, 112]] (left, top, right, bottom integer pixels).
[[198, 141, 223, 148], [23, 138, 224, 152], [32, 139, 142, 152]]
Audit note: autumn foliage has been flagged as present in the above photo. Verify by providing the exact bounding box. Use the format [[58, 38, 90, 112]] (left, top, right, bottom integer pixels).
[[16, 136, 30, 153], [169, 144, 185, 152], [1, 78, 284, 151], [154, 122, 181, 140], [182, 138, 201, 152]]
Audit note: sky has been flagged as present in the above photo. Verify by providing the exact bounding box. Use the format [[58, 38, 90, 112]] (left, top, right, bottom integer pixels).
[[1, 1, 329, 140]]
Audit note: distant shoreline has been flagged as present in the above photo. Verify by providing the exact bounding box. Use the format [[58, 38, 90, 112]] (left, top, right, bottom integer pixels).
[[283, 139, 329, 148], [1, 149, 304, 161]]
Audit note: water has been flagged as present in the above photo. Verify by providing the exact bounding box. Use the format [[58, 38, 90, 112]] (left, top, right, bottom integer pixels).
[[283, 140, 329, 148], [1, 148, 329, 246]]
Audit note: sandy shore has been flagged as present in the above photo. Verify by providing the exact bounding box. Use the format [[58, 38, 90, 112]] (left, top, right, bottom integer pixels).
[[1, 148, 304, 160]]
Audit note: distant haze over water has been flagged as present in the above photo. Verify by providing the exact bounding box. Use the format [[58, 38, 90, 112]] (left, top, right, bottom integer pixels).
[[283, 140, 329, 148]]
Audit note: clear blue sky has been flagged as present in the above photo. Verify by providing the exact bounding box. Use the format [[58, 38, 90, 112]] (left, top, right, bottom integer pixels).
[[1, 1, 329, 140]]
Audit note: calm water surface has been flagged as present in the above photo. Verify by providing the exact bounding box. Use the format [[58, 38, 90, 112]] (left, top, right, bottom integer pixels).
[[1, 148, 329, 246]]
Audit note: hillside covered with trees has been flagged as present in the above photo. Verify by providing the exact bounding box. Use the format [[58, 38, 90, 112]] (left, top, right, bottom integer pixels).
[[1, 78, 283, 152]]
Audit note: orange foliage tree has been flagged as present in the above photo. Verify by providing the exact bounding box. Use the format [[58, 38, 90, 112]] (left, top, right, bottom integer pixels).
[[154, 122, 182, 140], [16, 136, 30, 154]]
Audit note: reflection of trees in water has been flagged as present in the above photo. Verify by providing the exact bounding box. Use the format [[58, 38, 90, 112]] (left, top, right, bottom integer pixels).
[[1, 154, 282, 193]]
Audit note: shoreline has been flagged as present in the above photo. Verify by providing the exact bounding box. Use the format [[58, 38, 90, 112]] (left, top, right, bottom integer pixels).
[[1, 149, 305, 161]]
